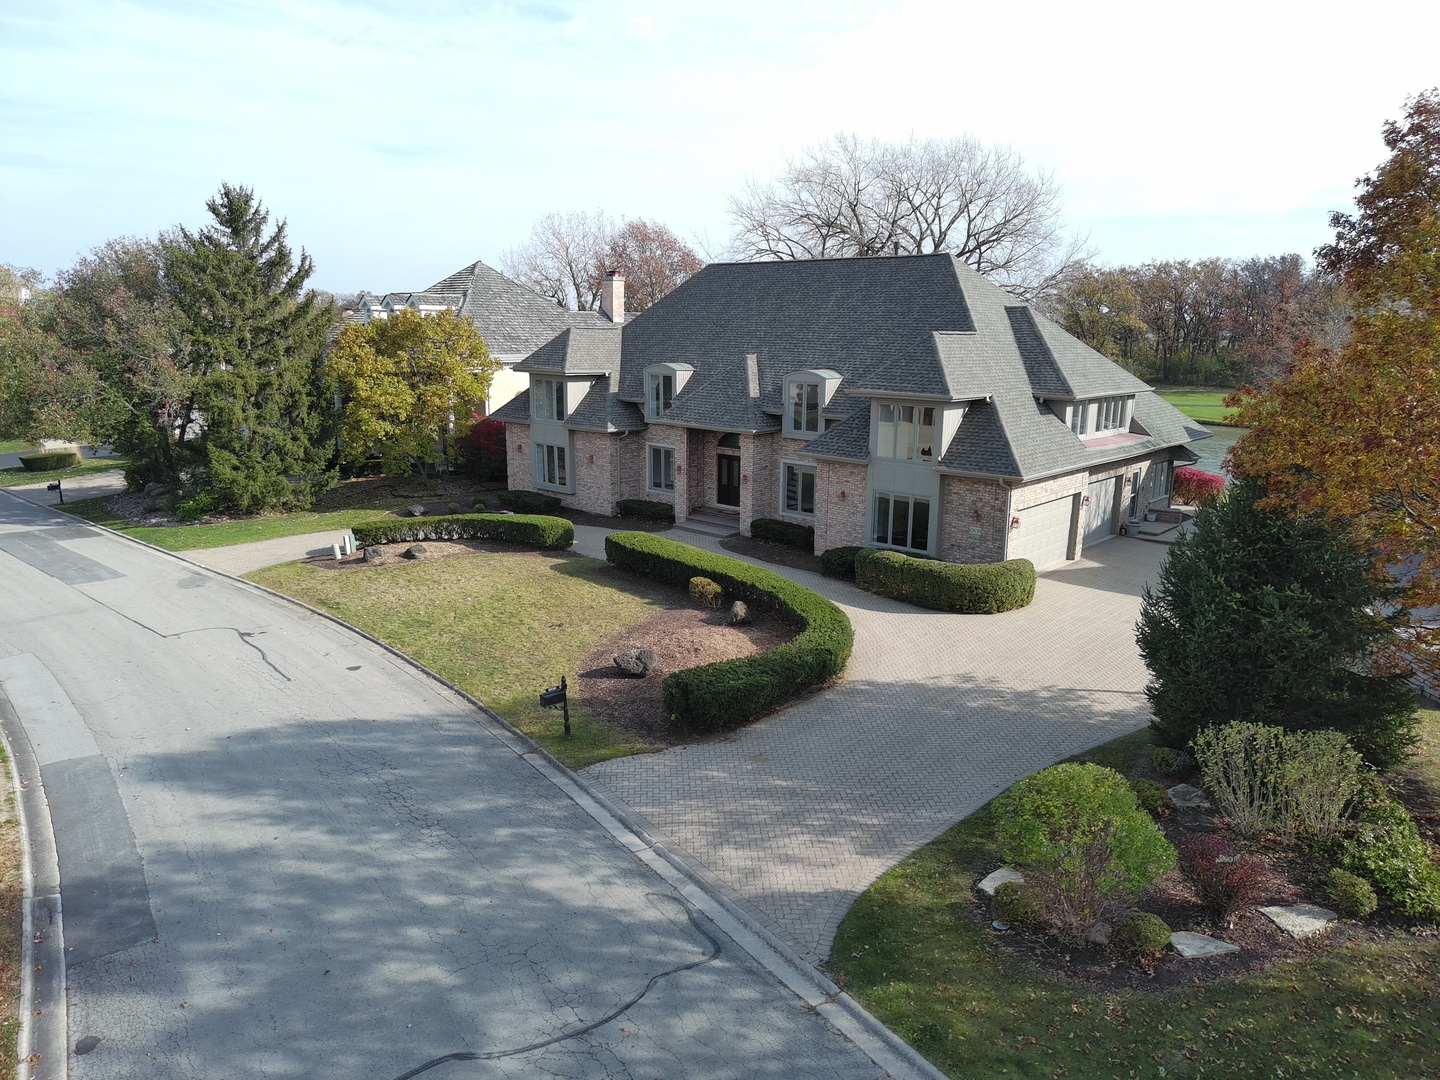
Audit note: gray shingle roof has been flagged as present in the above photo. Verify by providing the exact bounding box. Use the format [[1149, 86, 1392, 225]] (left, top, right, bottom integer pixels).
[[490, 388, 531, 424], [564, 374, 648, 433], [803, 402, 872, 462], [516, 326, 622, 375]]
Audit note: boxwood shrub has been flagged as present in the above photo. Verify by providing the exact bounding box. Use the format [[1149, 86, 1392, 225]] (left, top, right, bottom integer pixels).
[[820, 546, 863, 581], [496, 489, 563, 514], [750, 517, 815, 551], [18, 451, 80, 471], [615, 498, 675, 521], [854, 549, 1035, 613], [604, 531, 853, 731], [352, 513, 573, 550]]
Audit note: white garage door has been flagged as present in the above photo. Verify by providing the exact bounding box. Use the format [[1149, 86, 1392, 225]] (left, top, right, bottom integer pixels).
[[1008, 495, 1075, 570], [1083, 477, 1118, 547]]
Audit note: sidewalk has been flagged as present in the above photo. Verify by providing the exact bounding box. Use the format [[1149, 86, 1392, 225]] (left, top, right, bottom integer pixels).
[[182, 531, 356, 575]]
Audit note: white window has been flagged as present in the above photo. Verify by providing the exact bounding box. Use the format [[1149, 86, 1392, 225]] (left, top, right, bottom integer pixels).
[[872, 492, 931, 553], [1153, 460, 1173, 498], [788, 380, 821, 434], [875, 403, 936, 461], [648, 373, 674, 418], [648, 445, 675, 491], [534, 443, 567, 488], [532, 378, 566, 421], [1096, 397, 1125, 433], [783, 463, 816, 515], [1069, 401, 1089, 435]]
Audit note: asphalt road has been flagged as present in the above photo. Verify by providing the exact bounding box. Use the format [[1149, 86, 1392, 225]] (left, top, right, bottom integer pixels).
[[0, 492, 896, 1080]]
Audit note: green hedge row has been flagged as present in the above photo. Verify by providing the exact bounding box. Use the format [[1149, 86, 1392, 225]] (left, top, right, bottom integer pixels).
[[19, 451, 80, 471], [604, 531, 853, 731], [497, 489, 563, 514], [616, 498, 675, 521], [352, 513, 573, 550], [750, 517, 815, 550], [820, 546, 863, 581], [855, 549, 1035, 613]]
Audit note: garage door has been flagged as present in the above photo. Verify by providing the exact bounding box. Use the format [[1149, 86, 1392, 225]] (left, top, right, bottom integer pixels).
[[1083, 477, 1118, 547], [1008, 495, 1075, 570]]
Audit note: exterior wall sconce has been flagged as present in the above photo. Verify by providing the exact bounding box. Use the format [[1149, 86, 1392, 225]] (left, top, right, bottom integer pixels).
[[970, 506, 981, 521], [587, 454, 594, 464], [675, 464, 683, 474], [516, 443, 523, 452], [742, 474, 749, 484], [838, 489, 847, 500], [1081, 495, 1092, 506], [1010, 515, 1022, 529]]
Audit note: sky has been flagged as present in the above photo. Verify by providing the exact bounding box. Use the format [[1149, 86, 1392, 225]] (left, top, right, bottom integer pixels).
[[2, 0, 1438, 294]]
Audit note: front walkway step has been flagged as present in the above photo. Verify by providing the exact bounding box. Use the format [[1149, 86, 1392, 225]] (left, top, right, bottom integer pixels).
[[673, 509, 740, 537]]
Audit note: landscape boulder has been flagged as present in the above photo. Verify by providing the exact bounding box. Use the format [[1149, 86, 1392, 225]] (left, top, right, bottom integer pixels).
[[406, 504, 426, 517], [401, 544, 428, 560], [143, 482, 167, 497], [613, 648, 657, 678], [729, 600, 751, 625], [363, 546, 386, 563]]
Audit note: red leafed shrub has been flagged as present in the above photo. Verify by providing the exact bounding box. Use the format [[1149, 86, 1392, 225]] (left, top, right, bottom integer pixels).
[[1178, 833, 1270, 921], [1173, 467, 1226, 507]]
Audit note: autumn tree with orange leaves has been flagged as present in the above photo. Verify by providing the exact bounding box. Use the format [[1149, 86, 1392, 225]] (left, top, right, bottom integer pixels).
[[1230, 91, 1440, 665]]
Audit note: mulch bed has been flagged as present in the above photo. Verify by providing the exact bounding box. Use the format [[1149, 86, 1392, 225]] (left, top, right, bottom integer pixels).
[[720, 535, 825, 574]]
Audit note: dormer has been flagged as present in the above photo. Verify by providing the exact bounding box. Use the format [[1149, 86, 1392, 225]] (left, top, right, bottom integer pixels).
[[644, 363, 694, 419], [783, 369, 842, 438], [1062, 395, 1135, 440]]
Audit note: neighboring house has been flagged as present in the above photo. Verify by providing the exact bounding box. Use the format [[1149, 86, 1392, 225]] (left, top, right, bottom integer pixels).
[[356, 261, 609, 415], [493, 254, 1210, 571]]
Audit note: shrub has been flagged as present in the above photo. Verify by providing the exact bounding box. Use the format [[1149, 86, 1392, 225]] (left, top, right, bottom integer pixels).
[[750, 517, 815, 550], [993, 763, 1177, 943], [175, 490, 224, 522], [1151, 746, 1194, 778], [991, 880, 1045, 930], [854, 549, 1035, 614], [1341, 794, 1440, 920], [1113, 911, 1172, 958], [351, 513, 573, 551], [1138, 477, 1418, 770], [1129, 778, 1169, 817], [18, 451, 80, 471], [615, 498, 675, 521], [497, 489, 563, 514], [1283, 729, 1365, 841], [688, 576, 722, 608], [448, 502, 461, 514], [1173, 466, 1226, 507], [123, 462, 152, 492], [472, 501, 487, 512], [1193, 723, 1287, 838], [1325, 868, 1379, 917], [1178, 833, 1270, 921], [820, 546, 862, 581], [604, 532, 853, 731]]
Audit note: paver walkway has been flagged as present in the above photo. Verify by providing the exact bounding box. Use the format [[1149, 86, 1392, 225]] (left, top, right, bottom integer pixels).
[[183, 530, 356, 575], [578, 525, 1166, 963]]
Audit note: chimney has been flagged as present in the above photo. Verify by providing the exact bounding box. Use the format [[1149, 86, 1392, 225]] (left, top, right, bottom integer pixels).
[[745, 353, 760, 398], [600, 271, 625, 324]]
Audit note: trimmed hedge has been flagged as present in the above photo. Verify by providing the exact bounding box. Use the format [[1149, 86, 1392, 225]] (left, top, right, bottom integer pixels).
[[18, 451, 80, 471], [352, 513, 573, 550], [855, 549, 1036, 613], [616, 498, 676, 521], [604, 531, 853, 731], [820, 546, 863, 581], [497, 489, 563, 514], [750, 517, 815, 551]]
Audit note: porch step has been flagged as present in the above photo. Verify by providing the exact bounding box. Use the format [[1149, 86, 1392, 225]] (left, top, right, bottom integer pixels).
[[675, 507, 741, 537]]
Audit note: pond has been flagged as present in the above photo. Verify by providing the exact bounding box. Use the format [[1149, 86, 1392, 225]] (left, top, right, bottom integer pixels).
[[1188, 424, 1247, 478]]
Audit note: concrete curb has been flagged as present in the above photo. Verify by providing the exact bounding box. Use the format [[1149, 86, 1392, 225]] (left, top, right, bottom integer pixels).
[[41, 504, 946, 1080], [0, 691, 68, 1080]]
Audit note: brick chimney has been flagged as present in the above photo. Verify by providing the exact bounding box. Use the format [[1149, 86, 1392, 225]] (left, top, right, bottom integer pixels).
[[600, 271, 625, 324]]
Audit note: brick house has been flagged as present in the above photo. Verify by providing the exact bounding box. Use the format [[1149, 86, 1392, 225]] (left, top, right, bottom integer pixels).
[[493, 254, 1210, 570]]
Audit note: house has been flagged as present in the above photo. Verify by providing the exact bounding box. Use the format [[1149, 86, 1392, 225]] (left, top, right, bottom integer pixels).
[[493, 254, 1210, 571], [356, 261, 608, 415]]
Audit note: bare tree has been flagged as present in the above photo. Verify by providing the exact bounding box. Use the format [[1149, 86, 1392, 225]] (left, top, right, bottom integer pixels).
[[603, 219, 704, 312], [501, 210, 613, 311], [727, 134, 1088, 298]]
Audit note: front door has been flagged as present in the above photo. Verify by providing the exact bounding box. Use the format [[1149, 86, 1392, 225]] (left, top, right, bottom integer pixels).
[[717, 454, 741, 507]]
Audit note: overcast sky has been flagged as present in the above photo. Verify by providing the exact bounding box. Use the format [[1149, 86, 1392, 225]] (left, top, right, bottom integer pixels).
[[3, 0, 1437, 293]]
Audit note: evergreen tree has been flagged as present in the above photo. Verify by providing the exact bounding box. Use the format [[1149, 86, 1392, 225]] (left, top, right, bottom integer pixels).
[[1137, 478, 1417, 770], [164, 184, 336, 512]]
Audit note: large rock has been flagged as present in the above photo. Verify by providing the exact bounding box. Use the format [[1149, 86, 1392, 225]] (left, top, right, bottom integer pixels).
[[1170, 931, 1240, 958], [143, 482, 167, 497], [401, 544, 427, 560], [1167, 783, 1211, 810], [1085, 920, 1113, 946], [406, 504, 427, 517], [613, 648, 657, 677], [1260, 904, 1337, 939], [729, 600, 751, 625], [976, 868, 1024, 897], [363, 546, 386, 563]]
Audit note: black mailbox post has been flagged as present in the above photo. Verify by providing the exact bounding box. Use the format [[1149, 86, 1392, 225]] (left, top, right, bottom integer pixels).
[[46, 480, 63, 504], [540, 675, 571, 739]]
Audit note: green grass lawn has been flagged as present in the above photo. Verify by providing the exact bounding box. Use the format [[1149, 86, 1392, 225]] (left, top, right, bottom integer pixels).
[[61, 497, 405, 552], [247, 553, 666, 768], [0, 457, 128, 489], [830, 716, 1440, 1079], [1155, 387, 1240, 425], [0, 439, 34, 454]]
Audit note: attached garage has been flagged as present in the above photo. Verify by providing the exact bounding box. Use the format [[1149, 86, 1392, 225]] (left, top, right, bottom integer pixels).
[[1083, 477, 1118, 548], [1008, 494, 1075, 570]]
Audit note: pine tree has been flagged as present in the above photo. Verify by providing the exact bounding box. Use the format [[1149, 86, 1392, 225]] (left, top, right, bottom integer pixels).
[[164, 183, 336, 512]]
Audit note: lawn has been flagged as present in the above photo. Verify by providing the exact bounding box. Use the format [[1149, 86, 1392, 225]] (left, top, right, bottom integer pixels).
[[247, 552, 667, 769], [829, 711, 1440, 1079], [1155, 387, 1240, 425], [61, 497, 406, 552], [0, 457, 128, 489], [0, 740, 19, 1073], [0, 440, 33, 454]]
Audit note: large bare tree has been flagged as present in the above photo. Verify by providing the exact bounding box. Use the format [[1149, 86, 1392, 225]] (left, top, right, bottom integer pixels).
[[501, 210, 614, 311], [727, 133, 1088, 298]]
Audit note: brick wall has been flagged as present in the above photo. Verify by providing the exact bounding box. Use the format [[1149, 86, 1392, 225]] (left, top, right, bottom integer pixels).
[[618, 433, 647, 502], [739, 433, 780, 535], [816, 461, 868, 553], [939, 475, 1009, 563], [685, 428, 707, 512], [568, 430, 618, 516], [504, 422, 533, 494], [640, 426, 685, 519]]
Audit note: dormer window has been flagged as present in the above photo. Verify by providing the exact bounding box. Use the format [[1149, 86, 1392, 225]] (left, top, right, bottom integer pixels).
[[1068, 396, 1132, 438], [784, 369, 841, 438], [649, 373, 673, 417], [532, 377, 566, 421], [644, 363, 693, 419], [875, 403, 936, 461]]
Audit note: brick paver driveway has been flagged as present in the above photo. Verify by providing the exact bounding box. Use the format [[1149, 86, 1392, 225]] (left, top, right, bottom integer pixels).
[[579, 529, 1168, 964]]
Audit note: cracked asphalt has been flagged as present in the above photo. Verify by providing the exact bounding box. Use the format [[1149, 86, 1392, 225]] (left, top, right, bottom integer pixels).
[[0, 494, 890, 1079]]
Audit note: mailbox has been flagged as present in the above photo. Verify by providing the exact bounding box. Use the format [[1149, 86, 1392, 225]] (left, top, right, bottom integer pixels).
[[46, 481, 63, 504], [539, 675, 572, 739]]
